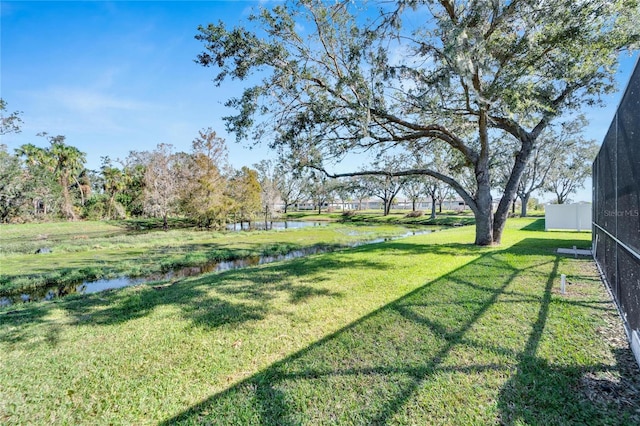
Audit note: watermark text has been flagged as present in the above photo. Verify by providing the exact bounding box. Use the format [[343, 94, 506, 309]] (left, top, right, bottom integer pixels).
[[603, 209, 640, 217]]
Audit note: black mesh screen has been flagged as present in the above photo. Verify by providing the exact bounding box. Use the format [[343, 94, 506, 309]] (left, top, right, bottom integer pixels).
[[605, 124, 618, 233], [605, 231, 619, 299], [618, 248, 640, 331], [617, 67, 640, 253], [595, 228, 606, 267], [593, 60, 640, 338]]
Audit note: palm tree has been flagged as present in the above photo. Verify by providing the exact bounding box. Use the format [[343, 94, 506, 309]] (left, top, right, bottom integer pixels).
[[101, 157, 126, 219], [48, 136, 86, 220], [16, 143, 48, 167], [16, 143, 55, 216]]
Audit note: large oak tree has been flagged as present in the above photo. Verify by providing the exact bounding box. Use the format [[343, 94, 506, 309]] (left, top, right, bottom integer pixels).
[[196, 0, 638, 244]]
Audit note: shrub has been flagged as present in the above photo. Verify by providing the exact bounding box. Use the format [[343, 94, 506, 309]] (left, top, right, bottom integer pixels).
[[405, 210, 424, 218]]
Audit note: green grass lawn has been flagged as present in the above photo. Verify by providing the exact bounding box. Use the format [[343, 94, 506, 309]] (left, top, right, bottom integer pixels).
[[1, 218, 637, 425], [0, 220, 422, 295]]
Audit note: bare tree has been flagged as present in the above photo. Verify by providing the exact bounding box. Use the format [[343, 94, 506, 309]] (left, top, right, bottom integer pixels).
[[143, 144, 185, 230], [254, 159, 282, 227]]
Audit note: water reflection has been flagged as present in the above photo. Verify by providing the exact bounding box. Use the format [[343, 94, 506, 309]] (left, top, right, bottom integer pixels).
[[0, 229, 433, 307]]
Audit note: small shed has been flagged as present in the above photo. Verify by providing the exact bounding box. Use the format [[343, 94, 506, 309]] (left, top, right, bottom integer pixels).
[[545, 203, 592, 231]]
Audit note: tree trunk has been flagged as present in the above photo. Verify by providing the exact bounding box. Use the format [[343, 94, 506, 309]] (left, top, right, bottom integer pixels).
[[163, 213, 168, 231], [60, 174, 76, 221], [383, 199, 392, 216], [493, 137, 535, 244], [557, 193, 566, 204], [521, 193, 530, 217], [473, 179, 494, 246], [430, 198, 436, 219], [108, 195, 115, 219], [412, 199, 416, 211], [473, 108, 495, 246]]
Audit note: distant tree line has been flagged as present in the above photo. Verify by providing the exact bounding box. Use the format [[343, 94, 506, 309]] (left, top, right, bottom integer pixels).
[[0, 99, 596, 226], [0, 123, 267, 228]]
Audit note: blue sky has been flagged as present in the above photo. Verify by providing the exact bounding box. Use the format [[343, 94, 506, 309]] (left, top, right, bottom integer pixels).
[[1, 1, 638, 202], [1, 1, 274, 168]]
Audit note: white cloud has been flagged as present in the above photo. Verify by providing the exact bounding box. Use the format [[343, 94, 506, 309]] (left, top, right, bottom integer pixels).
[[31, 86, 157, 118], [43, 87, 154, 113], [16, 84, 163, 141]]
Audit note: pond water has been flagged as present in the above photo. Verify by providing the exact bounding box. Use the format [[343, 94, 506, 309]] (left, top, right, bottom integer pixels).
[[0, 229, 434, 307], [226, 221, 327, 231]]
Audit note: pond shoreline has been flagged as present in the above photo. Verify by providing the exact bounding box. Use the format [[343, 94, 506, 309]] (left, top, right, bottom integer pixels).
[[1, 229, 435, 306]]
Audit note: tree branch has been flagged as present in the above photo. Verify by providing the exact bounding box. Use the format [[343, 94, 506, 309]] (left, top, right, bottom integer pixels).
[[312, 165, 478, 214], [439, 0, 456, 22]]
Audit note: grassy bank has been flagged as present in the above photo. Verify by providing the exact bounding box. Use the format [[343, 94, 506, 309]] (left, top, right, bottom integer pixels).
[[0, 220, 422, 295], [1, 218, 637, 424]]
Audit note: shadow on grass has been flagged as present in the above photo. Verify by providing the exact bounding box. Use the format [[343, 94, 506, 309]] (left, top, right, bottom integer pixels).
[[2, 233, 634, 423], [520, 218, 546, 231], [0, 245, 391, 343], [0, 237, 472, 351], [158, 237, 636, 425]]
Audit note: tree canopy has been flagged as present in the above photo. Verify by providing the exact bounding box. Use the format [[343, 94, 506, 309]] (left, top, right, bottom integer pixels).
[[196, 0, 639, 245], [0, 99, 23, 136], [17, 135, 86, 220]]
